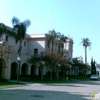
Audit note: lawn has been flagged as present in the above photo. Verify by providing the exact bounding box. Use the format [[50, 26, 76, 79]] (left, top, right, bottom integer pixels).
[[22, 78, 75, 83], [0, 82, 25, 88]]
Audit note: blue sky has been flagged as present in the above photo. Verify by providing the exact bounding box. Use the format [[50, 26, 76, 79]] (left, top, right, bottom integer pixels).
[[0, 0, 100, 63]]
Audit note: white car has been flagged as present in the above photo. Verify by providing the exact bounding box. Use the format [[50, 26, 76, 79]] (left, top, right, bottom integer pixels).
[[90, 75, 99, 80]]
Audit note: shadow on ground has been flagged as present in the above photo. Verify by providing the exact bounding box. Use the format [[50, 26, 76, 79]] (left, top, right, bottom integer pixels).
[[45, 79, 100, 87], [0, 89, 90, 100]]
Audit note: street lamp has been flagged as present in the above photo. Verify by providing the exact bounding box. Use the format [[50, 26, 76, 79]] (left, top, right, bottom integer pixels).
[[17, 56, 21, 84], [58, 64, 60, 67], [42, 61, 44, 65], [41, 61, 44, 81]]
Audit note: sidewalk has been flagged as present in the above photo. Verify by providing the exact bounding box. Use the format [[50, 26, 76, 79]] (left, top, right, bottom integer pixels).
[[9, 80, 42, 86]]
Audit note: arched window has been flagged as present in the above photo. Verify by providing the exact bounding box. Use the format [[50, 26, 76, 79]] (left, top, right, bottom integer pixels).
[[6, 36, 8, 41]]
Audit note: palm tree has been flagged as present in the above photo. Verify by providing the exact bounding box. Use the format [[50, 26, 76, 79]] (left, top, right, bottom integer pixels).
[[60, 34, 67, 42], [11, 17, 31, 56], [45, 30, 67, 53], [56, 33, 68, 53], [45, 29, 57, 52], [80, 38, 92, 64], [12, 17, 31, 83]]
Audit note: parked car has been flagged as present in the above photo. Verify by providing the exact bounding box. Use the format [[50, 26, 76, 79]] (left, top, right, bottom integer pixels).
[[90, 75, 99, 80]]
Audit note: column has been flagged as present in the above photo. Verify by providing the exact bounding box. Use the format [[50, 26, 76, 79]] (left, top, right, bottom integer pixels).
[[6, 58, 11, 80], [19, 63, 22, 75], [35, 67, 39, 75], [27, 64, 31, 75]]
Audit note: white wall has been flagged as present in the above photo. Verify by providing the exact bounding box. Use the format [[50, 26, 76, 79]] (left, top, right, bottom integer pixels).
[[28, 38, 46, 55]]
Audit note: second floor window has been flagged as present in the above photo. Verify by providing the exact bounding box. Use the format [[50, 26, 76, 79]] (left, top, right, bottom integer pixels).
[[24, 41, 26, 46], [34, 49, 38, 56]]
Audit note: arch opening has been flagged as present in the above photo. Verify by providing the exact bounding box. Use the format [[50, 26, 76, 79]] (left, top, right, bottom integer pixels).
[[21, 63, 28, 76], [11, 62, 18, 80], [0, 58, 6, 79]]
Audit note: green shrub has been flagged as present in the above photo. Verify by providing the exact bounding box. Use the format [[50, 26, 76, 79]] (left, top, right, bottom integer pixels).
[[0, 78, 9, 82]]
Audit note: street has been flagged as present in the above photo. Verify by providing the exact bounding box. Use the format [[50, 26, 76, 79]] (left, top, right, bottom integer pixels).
[[0, 80, 100, 100]]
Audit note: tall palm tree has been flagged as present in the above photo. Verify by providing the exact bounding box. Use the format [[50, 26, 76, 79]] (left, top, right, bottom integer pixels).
[[12, 17, 31, 84], [11, 17, 31, 56], [80, 38, 92, 64]]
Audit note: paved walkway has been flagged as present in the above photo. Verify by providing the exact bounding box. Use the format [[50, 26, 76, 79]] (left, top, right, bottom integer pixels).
[[9, 80, 41, 86]]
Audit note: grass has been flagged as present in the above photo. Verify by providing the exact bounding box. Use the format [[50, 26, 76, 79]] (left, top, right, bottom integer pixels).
[[72, 77, 89, 80], [0, 78, 89, 88], [19, 76, 90, 84], [28, 78, 89, 83], [0, 82, 25, 88], [22, 78, 76, 83]]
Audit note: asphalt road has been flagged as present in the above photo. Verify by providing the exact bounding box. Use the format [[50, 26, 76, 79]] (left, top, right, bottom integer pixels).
[[1, 80, 100, 100]]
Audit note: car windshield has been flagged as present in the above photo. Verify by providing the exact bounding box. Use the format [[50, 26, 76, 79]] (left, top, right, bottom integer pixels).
[[91, 75, 98, 77]]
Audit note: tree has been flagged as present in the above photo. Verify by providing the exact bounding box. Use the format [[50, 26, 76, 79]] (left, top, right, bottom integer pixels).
[[91, 57, 96, 75], [11, 17, 31, 56], [43, 52, 55, 80], [45, 52, 69, 80], [60, 64, 69, 79], [57, 56, 69, 80], [80, 38, 92, 64], [45, 30, 68, 54], [0, 23, 15, 38], [45, 29, 57, 52], [56, 32, 68, 54], [27, 53, 45, 81], [27, 51, 69, 81], [71, 57, 89, 78]]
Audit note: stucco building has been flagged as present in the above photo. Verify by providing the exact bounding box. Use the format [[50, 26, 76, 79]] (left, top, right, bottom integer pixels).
[[0, 31, 73, 80]]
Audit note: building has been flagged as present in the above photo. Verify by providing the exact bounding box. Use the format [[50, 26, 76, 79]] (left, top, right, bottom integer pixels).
[[96, 63, 100, 78], [0, 30, 73, 80]]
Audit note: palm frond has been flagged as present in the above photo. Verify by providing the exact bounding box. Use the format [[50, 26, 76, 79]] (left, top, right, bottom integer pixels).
[[60, 34, 68, 43], [51, 29, 56, 38], [12, 18, 29, 43], [23, 19, 31, 27], [12, 17, 20, 26], [80, 38, 92, 49]]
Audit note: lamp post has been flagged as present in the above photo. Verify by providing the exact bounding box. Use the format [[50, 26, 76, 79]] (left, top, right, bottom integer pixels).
[[17, 56, 21, 84], [58, 64, 60, 67], [57, 64, 60, 80], [41, 61, 44, 81], [42, 61, 44, 65]]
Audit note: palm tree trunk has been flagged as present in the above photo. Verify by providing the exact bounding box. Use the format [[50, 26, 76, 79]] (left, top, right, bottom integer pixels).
[[63, 70, 66, 80], [18, 41, 22, 56], [17, 41, 22, 78], [52, 41, 53, 52], [41, 70, 43, 81], [56, 72, 59, 80], [85, 47, 87, 64]]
